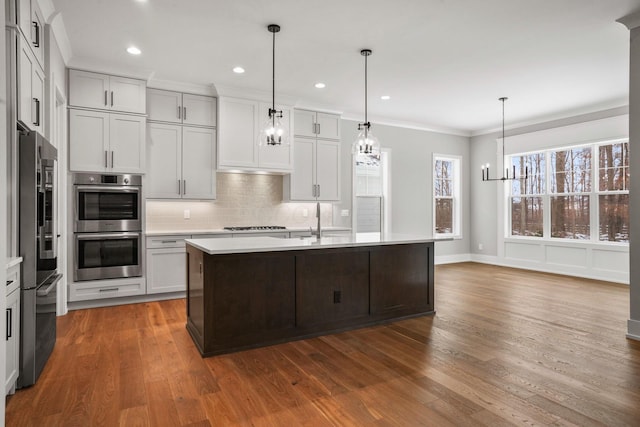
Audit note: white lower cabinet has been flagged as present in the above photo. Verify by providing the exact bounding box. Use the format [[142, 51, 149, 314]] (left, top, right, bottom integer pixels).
[[5, 262, 21, 395], [69, 277, 146, 302], [146, 234, 227, 294]]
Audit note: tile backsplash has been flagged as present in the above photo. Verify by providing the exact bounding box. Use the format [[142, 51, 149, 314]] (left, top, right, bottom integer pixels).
[[146, 173, 334, 231]]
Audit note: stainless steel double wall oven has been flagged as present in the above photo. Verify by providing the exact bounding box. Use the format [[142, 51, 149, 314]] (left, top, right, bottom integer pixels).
[[73, 173, 143, 281]]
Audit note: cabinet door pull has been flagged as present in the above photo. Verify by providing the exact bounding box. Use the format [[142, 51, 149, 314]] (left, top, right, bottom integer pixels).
[[177, 106, 181, 119], [183, 107, 187, 121], [105, 151, 108, 168], [104, 90, 108, 106], [313, 123, 317, 134], [183, 180, 186, 195], [33, 98, 40, 126], [111, 91, 114, 107], [32, 21, 39, 48], [199, 263, 202, 275], [317, 123, 320, 135], [312, 184, 316, 197], [99, 287, 119, 292], [317, 184, 320, 198], [111, 151, 114, 168], [177, 179, 181, 195], [6, 308, 11, 340], [161, 240, 177, 244]]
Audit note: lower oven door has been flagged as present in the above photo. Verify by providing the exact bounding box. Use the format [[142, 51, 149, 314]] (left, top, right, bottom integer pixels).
[[74, 232, 142, 281]]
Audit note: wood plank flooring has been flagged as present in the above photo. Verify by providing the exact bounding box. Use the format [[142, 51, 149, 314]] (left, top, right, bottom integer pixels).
[[6, 262, 640, 426]]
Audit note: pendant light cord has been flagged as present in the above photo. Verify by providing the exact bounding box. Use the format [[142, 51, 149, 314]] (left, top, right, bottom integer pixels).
[[502, 98, 505, 169], [364, 52, 368, 137], [271, 28, 276, 120]]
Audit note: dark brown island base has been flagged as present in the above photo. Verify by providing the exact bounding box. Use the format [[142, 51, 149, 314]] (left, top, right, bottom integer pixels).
[[185, 234, 435, 357]]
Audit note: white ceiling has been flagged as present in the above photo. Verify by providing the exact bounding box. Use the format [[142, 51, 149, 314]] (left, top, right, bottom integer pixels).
[[50, 0, 640, 135]]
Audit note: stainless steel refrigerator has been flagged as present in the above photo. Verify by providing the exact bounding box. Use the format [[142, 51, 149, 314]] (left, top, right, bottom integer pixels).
[[18, 130, 60, 388]]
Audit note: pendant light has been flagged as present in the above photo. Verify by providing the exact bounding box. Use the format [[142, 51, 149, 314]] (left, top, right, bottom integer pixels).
[[259, 24, 288, 146], [481, 97, 527, 181], [352, 49, 380, 159]]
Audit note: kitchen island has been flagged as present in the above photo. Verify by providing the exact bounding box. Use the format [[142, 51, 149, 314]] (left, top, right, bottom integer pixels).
[[185, 233, 435, 357]]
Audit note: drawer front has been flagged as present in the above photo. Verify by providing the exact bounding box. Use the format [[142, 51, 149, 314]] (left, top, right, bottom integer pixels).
[[69, 279, 146, 302], [6, 264, 21, 295], [146, 235, 190, 249]]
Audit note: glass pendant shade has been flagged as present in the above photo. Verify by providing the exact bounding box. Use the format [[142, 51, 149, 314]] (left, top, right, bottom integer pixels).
[[259, 114, 288, 146], [352, 127, 380, 158]]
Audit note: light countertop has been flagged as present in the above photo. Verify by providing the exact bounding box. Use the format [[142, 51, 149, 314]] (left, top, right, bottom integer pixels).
[[6, 257, 23, 269], [186, 233, 435, 255]]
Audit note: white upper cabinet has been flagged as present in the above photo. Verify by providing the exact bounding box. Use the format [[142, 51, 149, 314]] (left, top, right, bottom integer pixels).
[[69, 109, 146, 173], [218, 96, 293, 172], [294, 109, 341, 140], [285, 138, 340, 202], [183, 94, 216, 127], [69, 70, 146, 114], [17, 36, 44, 133], [147, 123, 216, 200], [147, 89, 216, 127], [285, 108, 342, 202], [18, 0, 44, 68]]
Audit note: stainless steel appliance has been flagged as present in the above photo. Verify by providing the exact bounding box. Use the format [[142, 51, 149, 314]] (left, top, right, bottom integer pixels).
[[18, 130, 61, 388], [73, 173, 143, 281], [73, 173, 142, 232], [74, 231, 142, 281]]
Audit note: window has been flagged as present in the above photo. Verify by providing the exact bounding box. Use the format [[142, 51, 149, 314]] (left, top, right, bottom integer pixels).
[[508, 140, 629, 243], [550, 146, 591, 239], [510, 153, 544, 237], [598, 142, 629, 242], [434, 155, 461, 237]]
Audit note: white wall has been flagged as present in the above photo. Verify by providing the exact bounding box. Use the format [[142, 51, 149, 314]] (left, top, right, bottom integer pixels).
[[334, 119, 471, 261], [470, 107, 630, 283]]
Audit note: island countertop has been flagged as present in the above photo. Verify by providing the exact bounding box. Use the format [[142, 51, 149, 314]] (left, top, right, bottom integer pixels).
[[185, 232, 436, 255]]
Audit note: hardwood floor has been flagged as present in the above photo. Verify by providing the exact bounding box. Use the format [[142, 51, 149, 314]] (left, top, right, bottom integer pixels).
[[6, 262, 640, 426]]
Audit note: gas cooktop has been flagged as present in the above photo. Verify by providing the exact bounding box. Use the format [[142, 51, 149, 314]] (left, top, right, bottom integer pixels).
[[223, 226, 287, 231]]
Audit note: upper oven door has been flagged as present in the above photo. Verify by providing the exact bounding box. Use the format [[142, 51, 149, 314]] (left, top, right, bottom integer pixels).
[[74, 185, 141, 232]]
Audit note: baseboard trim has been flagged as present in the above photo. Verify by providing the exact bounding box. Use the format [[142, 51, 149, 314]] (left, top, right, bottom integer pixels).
[[435, 253, 472, 265], [67, 291, 186, 311], [627, 319, 640, 341], [469, 254, 629, 284]]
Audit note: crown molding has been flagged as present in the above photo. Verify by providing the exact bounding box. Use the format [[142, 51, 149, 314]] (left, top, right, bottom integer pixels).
[[38, 0, 72, 64], [618, 10, 640, 30]]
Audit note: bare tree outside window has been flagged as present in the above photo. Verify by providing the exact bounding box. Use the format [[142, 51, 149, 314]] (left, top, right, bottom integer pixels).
[[598, 142, 629, 242], [511, 153, 544, 237], [509, 141, 629, 244], [434, 158, 458, 235], [550, 147, 591, 239]]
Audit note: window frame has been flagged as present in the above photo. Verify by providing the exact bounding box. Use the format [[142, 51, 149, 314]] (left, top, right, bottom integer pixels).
[[433, 154, 462, 238], [507, 138, 629, 245]]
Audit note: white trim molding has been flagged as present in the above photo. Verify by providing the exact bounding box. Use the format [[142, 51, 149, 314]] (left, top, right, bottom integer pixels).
[[435, 253, 472, 265]]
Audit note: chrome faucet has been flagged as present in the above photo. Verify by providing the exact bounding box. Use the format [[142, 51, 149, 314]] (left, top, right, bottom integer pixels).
[[313, 201, 321, 238]]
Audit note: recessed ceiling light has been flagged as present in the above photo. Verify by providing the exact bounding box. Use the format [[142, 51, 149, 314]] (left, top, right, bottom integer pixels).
[[233, 66, 245, 74], [381, 95, 390, 100], [127, 46, 141, 55], [314, 82, 326, 89]]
